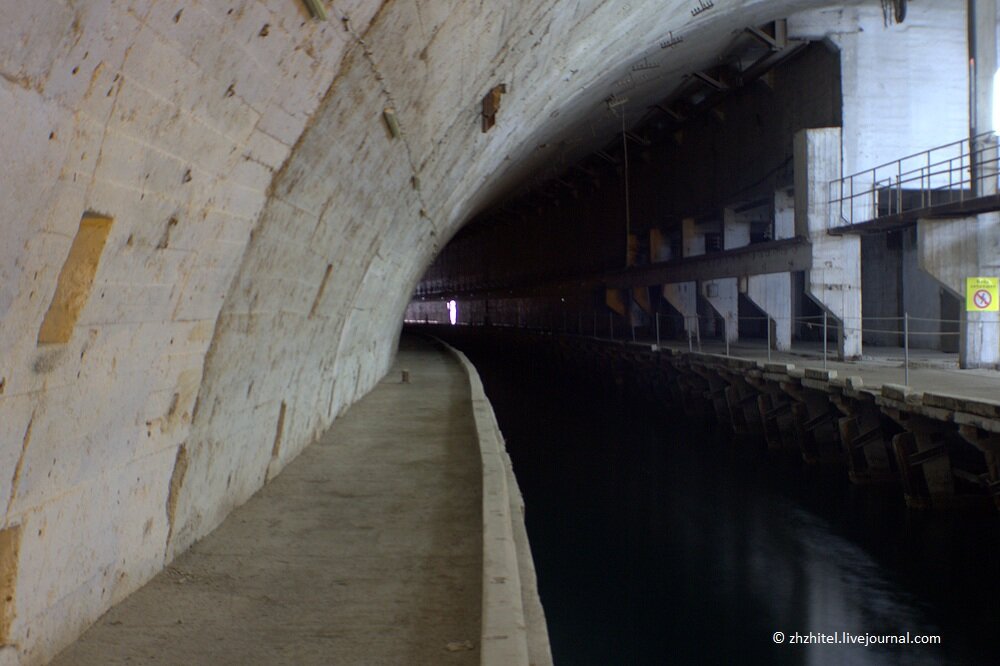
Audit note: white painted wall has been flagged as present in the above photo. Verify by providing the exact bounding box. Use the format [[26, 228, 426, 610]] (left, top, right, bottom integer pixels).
[[790, 0, 969, 176]]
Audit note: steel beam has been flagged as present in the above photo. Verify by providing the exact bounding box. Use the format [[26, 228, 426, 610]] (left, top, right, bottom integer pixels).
[[692, 71, 728, 91], [418, 237, 812, 300], [746, 25, 781, 50], [603, 237, 812, 288], [827, 192, 1000, 235]]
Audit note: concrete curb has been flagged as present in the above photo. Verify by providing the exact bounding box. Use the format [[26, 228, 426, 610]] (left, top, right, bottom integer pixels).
[[435, 338, 553, 666]]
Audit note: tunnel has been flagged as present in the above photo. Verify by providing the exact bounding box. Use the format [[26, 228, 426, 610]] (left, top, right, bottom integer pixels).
[[2, 0, 1000, 663]]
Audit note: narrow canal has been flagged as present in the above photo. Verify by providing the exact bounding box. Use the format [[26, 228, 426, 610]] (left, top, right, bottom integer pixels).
[[449, 334, 999, 665]]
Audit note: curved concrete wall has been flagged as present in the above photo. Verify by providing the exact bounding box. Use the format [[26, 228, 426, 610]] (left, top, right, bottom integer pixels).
[[0, 0, 844, 662]]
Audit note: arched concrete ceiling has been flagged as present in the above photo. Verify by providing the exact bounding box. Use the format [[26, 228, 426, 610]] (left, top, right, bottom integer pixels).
[[0, 1, 864, 661], [174, 2, 864, 560], [176, 0, 853, 556]]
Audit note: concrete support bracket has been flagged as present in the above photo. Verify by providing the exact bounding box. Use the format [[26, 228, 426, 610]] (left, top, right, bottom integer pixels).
[[917, 216, 1000, 368], [795, 128, 862, 359]]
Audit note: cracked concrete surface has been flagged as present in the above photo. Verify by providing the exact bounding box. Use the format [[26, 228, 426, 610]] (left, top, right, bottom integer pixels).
[[52, 335, 481, 665]]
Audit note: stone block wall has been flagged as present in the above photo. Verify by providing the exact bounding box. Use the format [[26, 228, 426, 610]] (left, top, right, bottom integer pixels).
[[0, 3, 349, 661]]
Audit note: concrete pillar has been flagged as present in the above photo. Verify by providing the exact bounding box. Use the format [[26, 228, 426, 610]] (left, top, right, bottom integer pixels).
[[914, 2, 1000, 368], [662, 282, 698, 335], [972, 0, 998, 366], [700, 208, 745, 344], [682, 217, 705, 256], [744, 190, 794, 350], [794, 128, 862, 359], [702, 278, 738, 343], [745, 273, 793, 351], [663, 218, 701, 335], [969, 0, 997, 194], [723, 207, 751, 247], [968, 215, 1000, 367], [918, 215, 1000, 367], [649, 228, 671, 262], [773, 188, 795, 240]]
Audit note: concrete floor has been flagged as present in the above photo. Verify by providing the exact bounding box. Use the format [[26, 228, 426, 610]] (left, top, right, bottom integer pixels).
[[53, 335, 482, 665]]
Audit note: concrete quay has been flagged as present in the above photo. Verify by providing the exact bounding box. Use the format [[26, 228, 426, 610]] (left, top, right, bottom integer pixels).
[[52, 335, 549, 666], [426, 325, 1000, 513]]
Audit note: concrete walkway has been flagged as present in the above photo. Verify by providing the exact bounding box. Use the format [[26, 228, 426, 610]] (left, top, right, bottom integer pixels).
[[534, 324, 1000, 404], [53, 335, 482, 665], [640, 337, 1000, 403]]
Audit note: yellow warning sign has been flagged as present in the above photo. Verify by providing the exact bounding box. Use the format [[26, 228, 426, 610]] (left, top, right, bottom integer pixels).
[[966, 277, 999, 312]]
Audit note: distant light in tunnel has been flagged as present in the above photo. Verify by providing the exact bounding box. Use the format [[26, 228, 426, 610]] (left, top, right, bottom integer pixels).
[[994, 68, 1000, 134], [447, 300, 458, 325]]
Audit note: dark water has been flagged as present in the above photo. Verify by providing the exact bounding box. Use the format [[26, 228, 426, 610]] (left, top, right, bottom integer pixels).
[[450, 336, 1000, 666]]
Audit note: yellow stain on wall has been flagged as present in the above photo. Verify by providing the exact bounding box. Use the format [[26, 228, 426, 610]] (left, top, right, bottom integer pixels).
[[0, 524, 22, 643], [38, 213, 113, 344]]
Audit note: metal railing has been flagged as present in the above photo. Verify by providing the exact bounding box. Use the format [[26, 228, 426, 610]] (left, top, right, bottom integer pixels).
[[829, 132, 1000, 227], [406, 309, 1000, 386]]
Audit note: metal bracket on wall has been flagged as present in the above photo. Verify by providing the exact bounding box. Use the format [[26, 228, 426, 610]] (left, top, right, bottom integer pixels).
[[482, 84, 507, 132]]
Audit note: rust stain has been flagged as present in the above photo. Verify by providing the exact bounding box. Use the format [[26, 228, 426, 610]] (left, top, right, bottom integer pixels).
[[164, 444, 189, 550], [0, 69, 34, 92]]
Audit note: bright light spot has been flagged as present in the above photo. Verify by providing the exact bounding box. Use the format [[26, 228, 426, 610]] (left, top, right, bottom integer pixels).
[[447, 300, 458, 325], [994, 68, 1000, 135]]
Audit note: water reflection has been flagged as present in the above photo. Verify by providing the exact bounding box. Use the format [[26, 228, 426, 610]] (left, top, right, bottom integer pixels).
[[457, 342, 995, 665]]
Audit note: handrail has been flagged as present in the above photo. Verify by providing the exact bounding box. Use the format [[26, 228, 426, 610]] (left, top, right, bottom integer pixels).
[[407, 307, 1000, 387], [829, 132, 1000, 227]]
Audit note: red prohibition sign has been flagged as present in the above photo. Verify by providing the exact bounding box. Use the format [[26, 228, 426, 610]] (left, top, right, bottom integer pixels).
[[974, 289, 992, 309]]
